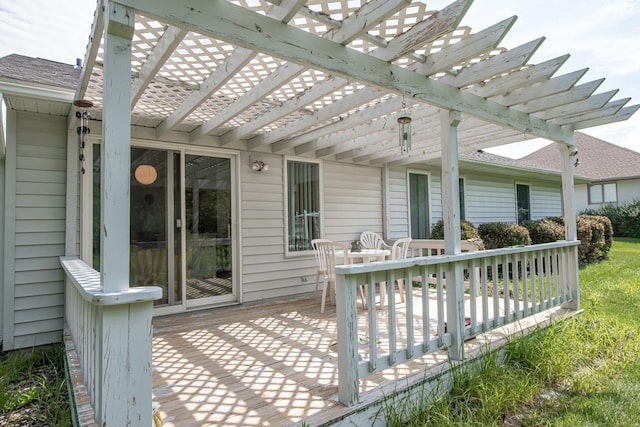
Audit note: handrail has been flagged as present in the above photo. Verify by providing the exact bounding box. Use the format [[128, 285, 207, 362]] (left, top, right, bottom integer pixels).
[[60, 256, 162, 305], [336, 240, 579, 275]]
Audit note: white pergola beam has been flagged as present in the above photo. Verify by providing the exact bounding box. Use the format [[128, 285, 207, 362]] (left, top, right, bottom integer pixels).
[[220, 75, 346, 144], [192, 0, 410, 142], [118, 0, 574, 143], [549, 98, 629, 126], [377, 0, 472, 62], [291, 98, 407, 155], [131, 25, 187, 107], [572, 104, 640, 130], [534, 89, 617, 120], [513, 78, 604, 113], [256, 87, 385, 150], [440, 37, 544, 88], [467, 55, 568, 98], [418, 16, 516, 76], [261, 1, 472, 151], [155, 0, 307, 138], [495, 68, 589, 106], [75, 0, 104, 101]]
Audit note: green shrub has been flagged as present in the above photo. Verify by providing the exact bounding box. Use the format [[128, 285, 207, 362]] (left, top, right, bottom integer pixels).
[[576, 215, 611, 263], [477, 222, 531, 249], [521, 219, 566, 244], [430, 219, 481, 241], [582, 199, 640, 238]]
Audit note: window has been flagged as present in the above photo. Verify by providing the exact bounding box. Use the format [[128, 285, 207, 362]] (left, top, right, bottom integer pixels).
[[516, 184, 530, 224], [287, 160, 321, 252], [588, 182, 617, 204], [409, 172, 430, 239]]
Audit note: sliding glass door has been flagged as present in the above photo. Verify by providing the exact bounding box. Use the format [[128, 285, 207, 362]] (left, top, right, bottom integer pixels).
[[92, 145, 236, 312]]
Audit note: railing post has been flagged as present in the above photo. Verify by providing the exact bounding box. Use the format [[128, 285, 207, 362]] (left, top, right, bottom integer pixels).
[[559, 136, 580, 310], [335, 269, 360, 406], [440, 109, 464, 360]]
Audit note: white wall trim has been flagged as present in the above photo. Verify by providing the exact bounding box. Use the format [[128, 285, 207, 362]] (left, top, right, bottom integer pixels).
[[2, 109, 17, 350]]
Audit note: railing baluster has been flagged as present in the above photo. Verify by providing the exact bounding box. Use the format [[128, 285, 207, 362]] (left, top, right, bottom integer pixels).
[[388, 269, 397, 365], [405, 267, 415, 360], [492, 256, 500, 327], [469, 259, 478, 336], [421, 265, 430, 351], [367, 271, 377, 373], [481, 257, 489, 331]]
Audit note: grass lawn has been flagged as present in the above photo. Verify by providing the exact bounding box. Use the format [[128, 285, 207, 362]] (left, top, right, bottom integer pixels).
[[0, 344, 70, 426], [392, 238, 640, 426]]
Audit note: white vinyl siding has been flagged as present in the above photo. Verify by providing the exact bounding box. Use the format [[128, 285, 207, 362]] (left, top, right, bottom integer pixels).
[[5, 112, 67, 350], [530, 183, 562, 219], [241, 157, 383, 303], [387, 167, 409, 238], [464, 177, 516, 225], [323, 161, 382, 242]]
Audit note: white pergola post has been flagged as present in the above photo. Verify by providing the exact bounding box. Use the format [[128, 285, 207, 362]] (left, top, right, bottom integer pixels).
[[101, 1, 133, 293], [559, 136, 580, 310], [440, 109, 465, 360], [95, 3, 154, 426]]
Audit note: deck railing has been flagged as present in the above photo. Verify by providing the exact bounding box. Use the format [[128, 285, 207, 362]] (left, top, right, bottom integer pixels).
[[334, 240, 580, 406], [60, 256, 161, 426]]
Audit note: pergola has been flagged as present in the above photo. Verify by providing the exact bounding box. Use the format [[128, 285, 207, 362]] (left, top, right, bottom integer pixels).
[[64, 0, 637, 424], [76, 0, 637, 161]]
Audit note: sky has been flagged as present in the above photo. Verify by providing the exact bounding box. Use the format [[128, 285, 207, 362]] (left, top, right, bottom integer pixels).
[[0, 0, 639, 158]]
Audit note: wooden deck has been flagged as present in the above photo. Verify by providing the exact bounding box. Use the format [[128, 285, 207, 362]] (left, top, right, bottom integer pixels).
[[150, 290, 570, 426]]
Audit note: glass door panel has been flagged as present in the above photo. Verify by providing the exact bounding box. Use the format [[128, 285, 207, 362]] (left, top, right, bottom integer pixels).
[[130, 148, 173, 306], [184, 155, 233, 302]]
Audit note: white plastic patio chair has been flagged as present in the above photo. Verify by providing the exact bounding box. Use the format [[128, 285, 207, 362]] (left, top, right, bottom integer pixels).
[[311, 238, 331, 296], [380, 237, 412, 307], [391, 237, 412, 302], [313, 240, 366, 313], [359, 231, 392, 250]]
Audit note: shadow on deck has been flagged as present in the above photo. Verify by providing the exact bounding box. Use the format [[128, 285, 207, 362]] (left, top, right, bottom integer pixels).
[[149, 291, 577, 426]]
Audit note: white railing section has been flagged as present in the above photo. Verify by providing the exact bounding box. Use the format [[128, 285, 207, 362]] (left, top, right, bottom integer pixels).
[[60, 256, 162, 426], [334, 241, 580, 406]]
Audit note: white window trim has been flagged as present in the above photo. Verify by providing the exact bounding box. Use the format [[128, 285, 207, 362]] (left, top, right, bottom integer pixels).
[[284, 156, 323, 258], [588, 181, 618, 205]]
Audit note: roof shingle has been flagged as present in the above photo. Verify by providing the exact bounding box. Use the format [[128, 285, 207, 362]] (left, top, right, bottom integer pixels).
[[0, 54, 80, 90], [520, 132, 640, 181]]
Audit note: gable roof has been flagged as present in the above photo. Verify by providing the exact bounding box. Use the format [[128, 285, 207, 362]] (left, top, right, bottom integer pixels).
[[521, 132, 640, 181], [0, 54, 80, 90]]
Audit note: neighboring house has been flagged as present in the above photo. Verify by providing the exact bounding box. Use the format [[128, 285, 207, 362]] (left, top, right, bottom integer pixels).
[[521, 132, 640, 212], [0, 1, 636, 425]]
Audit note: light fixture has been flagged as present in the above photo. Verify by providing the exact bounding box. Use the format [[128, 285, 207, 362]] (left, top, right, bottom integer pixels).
[[574, 158, 580, 167], [397, 98, 412, 154], [134, 164, 158, 185], [250, 157, 269, 172]]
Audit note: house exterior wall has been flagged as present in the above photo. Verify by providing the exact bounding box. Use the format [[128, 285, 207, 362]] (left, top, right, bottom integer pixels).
[[3, 111, 67, 350], [241, 156, 383, 303], [575, 178, 640, 212], [387, 168, 564, 237], [618, 179, 640, 205]]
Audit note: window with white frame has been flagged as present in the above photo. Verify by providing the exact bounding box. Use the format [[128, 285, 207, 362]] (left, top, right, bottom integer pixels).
[[588, 182, 617, 204], [286, 160, 321, 252]]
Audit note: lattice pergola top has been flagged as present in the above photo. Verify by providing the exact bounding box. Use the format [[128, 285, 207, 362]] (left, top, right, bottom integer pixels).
[[75, 0, 638, 167]]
